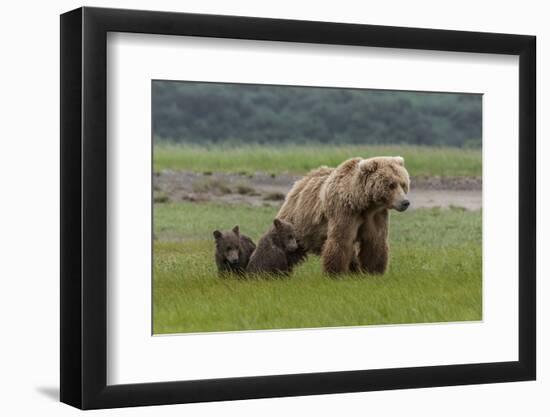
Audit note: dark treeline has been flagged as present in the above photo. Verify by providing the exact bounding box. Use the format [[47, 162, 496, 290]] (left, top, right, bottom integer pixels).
[[152, 81, 482, 147]]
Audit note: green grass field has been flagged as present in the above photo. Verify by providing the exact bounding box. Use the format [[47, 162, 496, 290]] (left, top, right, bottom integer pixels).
[[154, 144, 481, 177], [153, 202, 482, 334]]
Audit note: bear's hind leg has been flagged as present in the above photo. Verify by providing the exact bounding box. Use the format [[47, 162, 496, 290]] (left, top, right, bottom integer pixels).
[[348, 246, 362, 273], [322, 217, 359, 274]]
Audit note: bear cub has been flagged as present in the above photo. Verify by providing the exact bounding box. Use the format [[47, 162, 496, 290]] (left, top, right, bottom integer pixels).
[[213, 225, 256, 275], [246, 218, 307, 275]]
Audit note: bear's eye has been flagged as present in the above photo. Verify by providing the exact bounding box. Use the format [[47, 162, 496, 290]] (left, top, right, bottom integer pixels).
[[389, 182, 397, 190], [288, 235, 293, 239]]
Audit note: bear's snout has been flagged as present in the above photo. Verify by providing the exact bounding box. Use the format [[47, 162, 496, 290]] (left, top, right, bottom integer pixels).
[[287, 240, 298, 252], [396, 199, 410, 212], [226, 250, 240, 264]]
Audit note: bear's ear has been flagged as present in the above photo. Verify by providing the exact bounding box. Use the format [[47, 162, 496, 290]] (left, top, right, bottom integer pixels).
[[273, 219, 282, 229], [394, 156, 405, 166], [213, 230, 223, 239], [359, 158, 378, 174], [232, 225, 240, 235]]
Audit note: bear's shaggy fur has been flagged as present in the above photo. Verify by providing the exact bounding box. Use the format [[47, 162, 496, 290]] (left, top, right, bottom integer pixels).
[[246, 219, 307, 275], [213, 225, 256, 275], [277, 156, 410, 275]]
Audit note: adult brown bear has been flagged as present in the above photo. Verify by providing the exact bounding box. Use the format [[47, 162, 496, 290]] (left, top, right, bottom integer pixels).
[[277, 156, 410, 275]]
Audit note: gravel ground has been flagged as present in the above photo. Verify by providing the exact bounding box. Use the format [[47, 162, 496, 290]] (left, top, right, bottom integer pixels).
[[154, 171, 482, 210]]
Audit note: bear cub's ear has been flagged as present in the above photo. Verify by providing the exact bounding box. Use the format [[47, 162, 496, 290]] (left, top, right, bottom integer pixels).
[[232, 225, 240, 235], [213, 230, 223, 239], [359, 158, 378, 174], [273, 218, 282, 229], [394, 156, 405, 166]]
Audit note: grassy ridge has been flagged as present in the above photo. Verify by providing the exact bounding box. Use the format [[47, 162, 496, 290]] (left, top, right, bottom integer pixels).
[[153, 202, 482, 334], [154, 144, 482, 177]]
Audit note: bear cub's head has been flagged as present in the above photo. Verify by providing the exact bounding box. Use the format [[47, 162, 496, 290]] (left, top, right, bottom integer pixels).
[[359, 156, 411, 212], [270, 218, 299, 253], [213, 225, 242, 265]]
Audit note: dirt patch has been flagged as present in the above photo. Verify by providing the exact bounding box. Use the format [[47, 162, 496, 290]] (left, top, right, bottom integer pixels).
[[407, 189, 480, 211], [154, 170, 482, 210], [411, 176, 481, 191]]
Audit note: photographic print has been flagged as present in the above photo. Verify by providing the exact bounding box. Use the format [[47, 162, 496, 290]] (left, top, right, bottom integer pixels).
[[152, 81, 482, 335], [61, 8, 536, 408]]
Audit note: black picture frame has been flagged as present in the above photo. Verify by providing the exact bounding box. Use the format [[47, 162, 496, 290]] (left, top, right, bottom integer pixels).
[[60, 6, 536, 410]]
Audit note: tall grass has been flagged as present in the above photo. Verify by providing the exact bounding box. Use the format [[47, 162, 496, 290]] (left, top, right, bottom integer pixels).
[[154, 144, 482, 177], [153, 202, 482, 334]]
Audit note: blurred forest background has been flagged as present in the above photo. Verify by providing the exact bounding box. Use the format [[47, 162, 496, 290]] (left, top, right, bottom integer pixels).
[[152, 81, 482, 148]]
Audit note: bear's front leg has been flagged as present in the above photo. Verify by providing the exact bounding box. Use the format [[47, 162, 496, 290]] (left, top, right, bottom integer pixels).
[[322, 217, 360, 274], [358, 210, 389, 274]]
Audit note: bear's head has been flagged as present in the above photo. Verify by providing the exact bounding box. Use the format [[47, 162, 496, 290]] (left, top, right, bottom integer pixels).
[[359, 156, 411, 212], [213, 225, 241, 265], [271, 218, 299, 252]]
